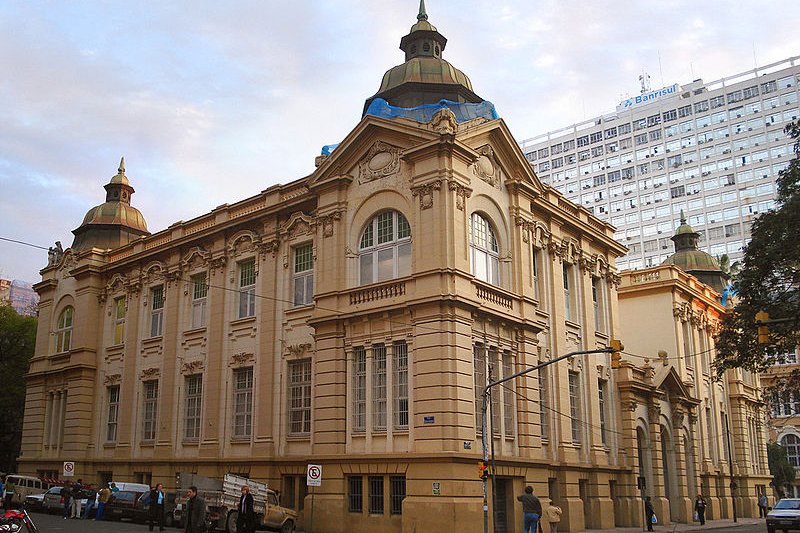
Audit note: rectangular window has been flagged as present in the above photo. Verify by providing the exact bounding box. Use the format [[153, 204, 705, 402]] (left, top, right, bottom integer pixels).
[[353, 346, 367, 432], [539, 367, 549, 441], [373, 344, 387, 431], [106, 385, 120, 442], [502, 352, 514, 437], [577, 135, 589, 147], [568, 371, 582, 444], [237, 259, 256, 318], [592, 277, 603, 332], [489, 347, 501, 436], [293, 244, 314, 306], [288, 359, 312, 435], [348, 476, 363, 513], [710, 95, 725, 109], [369, 476, 384, 514], [191, 274, 208, 328], [113, 296, 126, 345], [184, 375, 202, 440], [389, 476, 405, 515], [598, 379, 608, 446], [563, 263, 572, 321], [233, 367, 254, 438], [149, 285, 164, 337], [474, 343, 486, 432], [142, 380, 158, 441], [662, 109, 677, 122], [393, 341, 409, 429]]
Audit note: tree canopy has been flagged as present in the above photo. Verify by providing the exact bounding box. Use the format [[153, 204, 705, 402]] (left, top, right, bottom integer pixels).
[[714, 121, 800, 379], [0, 304, 37, 474]]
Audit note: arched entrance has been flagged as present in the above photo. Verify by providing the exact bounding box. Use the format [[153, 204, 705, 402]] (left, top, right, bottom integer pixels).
[[660, 424, 681, 520]]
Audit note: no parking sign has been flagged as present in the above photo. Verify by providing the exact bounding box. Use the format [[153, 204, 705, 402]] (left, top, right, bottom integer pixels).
[[306, 464, 322, 487], [63, 461, 75, 477]]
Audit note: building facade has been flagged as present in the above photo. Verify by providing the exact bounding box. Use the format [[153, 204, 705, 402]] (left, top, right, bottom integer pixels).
[[762, 351, 800, 498], [520, 57, 800, 271], [0, 278, 39, 316], [19, 6, 768, 533]]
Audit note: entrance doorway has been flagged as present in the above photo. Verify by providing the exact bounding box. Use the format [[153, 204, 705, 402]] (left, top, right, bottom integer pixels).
[[494, 478, 512, 533]]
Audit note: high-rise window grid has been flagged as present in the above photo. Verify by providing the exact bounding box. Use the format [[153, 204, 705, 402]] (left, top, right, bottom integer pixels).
[[288, 359, 312, 435], [184, 375, 202, 440], [293, 244, 314, 306], [238, 259, 256, 319], [142, 380, 158, 441], [150, 285, 164, 337], [233, 367, 254, 438]]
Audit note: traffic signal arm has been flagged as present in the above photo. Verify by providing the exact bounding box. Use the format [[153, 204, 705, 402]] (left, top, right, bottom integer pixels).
[[755, 311, 770, 345]]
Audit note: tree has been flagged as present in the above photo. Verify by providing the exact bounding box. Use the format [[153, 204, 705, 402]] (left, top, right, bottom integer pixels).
[[0, 304, 37, 473], [714, 121, 800, 378], [768, 442, 796, 496]]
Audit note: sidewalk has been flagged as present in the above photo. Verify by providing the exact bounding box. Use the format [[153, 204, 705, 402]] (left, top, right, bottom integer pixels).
[[581, 516, 762, 532]]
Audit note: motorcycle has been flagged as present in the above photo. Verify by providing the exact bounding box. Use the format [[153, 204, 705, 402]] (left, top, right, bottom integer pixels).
[[0, 506, 39, 533]]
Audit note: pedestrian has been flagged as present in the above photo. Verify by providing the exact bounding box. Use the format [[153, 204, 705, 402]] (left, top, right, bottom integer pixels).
[[62, 482, 72, 520], [3, 478, 14, 510], [237, 485, 256, 533], [545, 502, 562, 533], [110, 482, 119, 493], [82, 486, 97, 519], [517, 485, 542, 533], [70, 478, 83, 518], [644, 496, 655, 532], [148, 483, 166, 532], [694, 493, 707, 525], [759, 491, 769, 518], [95, 484, 112, 521], [184, 485, 207, 533]]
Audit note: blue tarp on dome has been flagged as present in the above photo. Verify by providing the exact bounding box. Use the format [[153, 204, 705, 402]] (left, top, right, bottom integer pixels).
[[365, 98, 499, 124]]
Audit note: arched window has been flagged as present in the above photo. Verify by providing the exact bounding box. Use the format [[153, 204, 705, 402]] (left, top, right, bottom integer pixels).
[[470, 213, 499, 285], [54, 306, 74, 353], [359, 211, 411, 285], [782, 434, 800, 466]]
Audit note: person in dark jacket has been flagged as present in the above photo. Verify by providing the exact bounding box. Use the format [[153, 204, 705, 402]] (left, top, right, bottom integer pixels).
[[185, 486, 206, 533], [644, 496, 655, 531], [694, 493, 707, 525], [148, 483, 166, 532], [517, 485, 542, 533], [236, 485, 256, 533]]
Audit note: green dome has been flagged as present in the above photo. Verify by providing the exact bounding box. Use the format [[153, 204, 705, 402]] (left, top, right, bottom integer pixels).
[[662, 250, 721, 271], [377, 57, 474, 94], [80, 201, 148, 233]]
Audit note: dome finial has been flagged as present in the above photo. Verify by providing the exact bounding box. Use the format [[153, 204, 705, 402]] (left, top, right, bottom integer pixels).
[[417, 0, 428, 21], [118, 157, 126, 175]]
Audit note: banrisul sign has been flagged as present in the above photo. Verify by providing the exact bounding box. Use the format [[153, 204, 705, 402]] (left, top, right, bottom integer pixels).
[[620, 83, 679, 109]]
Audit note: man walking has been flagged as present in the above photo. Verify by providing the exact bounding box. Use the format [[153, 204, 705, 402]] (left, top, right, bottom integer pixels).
[[237, 485, 256, 533], [82, 486, 97, 519], [148, 483, 166, 532], [185, 486, 206, 533], [95, 484, 112, 521], [644, 496, 655, 532], [517, 485, 542, 533], [759, 491, 769, 518], [69, 479, 83, 518]]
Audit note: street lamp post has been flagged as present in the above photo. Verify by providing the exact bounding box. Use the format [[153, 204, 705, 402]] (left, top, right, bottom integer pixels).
[[480, 347, 616, 533]]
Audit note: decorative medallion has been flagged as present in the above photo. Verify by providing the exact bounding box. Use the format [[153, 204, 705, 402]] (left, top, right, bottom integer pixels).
[[411, 181, 442, 210], [430, 107, 458, 135], [358, 141, 401, 184], [472, 145, 499, 187]]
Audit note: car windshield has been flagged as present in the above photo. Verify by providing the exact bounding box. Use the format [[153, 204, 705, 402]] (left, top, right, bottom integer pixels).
[[775, 500, 800, 510]]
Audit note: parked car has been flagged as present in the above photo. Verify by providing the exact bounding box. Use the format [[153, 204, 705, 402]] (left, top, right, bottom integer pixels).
[[41, 486, 90, 515], [128, 491, 178, 526], [23, 492, 45, 512], [104, 490, 148, 522], [767, 498, 800, 533]]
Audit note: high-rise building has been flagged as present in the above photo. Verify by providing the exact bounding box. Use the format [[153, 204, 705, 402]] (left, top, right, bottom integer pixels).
[[520, 57, 800, 271]]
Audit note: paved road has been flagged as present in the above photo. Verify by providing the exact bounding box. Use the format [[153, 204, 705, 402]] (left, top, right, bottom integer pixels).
[[26, 511, 179, 532]]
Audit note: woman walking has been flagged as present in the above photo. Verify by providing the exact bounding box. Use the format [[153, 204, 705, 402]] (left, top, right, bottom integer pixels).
[[694, 493, 707, 525]]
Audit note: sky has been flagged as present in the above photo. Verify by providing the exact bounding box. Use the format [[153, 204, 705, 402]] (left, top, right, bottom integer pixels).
[[1, 0, 799, 282]]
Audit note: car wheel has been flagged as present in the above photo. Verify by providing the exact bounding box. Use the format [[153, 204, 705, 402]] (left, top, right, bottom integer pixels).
[[226, 510, 238, 533], [280, 520, 294, 533]]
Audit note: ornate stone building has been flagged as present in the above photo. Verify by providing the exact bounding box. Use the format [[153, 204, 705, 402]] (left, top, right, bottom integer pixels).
[[19, 5, 768, 533]]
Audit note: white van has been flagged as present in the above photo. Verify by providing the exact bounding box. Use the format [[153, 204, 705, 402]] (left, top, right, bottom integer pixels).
[[3, 475, 47, 504]]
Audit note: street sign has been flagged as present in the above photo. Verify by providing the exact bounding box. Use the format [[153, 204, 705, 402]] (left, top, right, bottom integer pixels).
[[63, 461, 75, 477], [306, 464, 322, 487]]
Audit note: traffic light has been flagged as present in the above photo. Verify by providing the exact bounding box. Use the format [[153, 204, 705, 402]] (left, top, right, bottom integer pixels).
[[610, 339, 624, 369], [756, 311, 770, 345], [479, 461, 489, 480]]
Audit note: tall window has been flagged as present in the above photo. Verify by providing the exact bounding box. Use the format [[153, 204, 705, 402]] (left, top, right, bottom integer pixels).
[[54, 306, 74, 353], [106, 385, 120, 442], [474, 343, 515, 438], [592, 277, 604, 332], [390, 476, 405, 515], [502, 352, 514, 437], [293, 244, 314, 306], [473, 344, 487, 431], [288, 359, 312, 435], [369, 476, 384, 514], [539, 367, 550, 441], [113, 296, 126, 345], [352, 347, 367, 432], [563, 263, 573, 321], [184, 375, 202, 440], [598, 379, 608, 446], [150, 285, 164, 337], [142, 381, 158, 441], [233, 367, 254, 438], [532, 247, 542, 302], [348, 477, 363, 513], [489, 348, 501, 436], [237, 259, 256, 318], [393, 341, 409, 429], [373, 344, 387, 431], [359, 211, 411, 285], [568, 371, 582, 444], [191, 274, 208, 329], [470, 213, 500, 285]]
